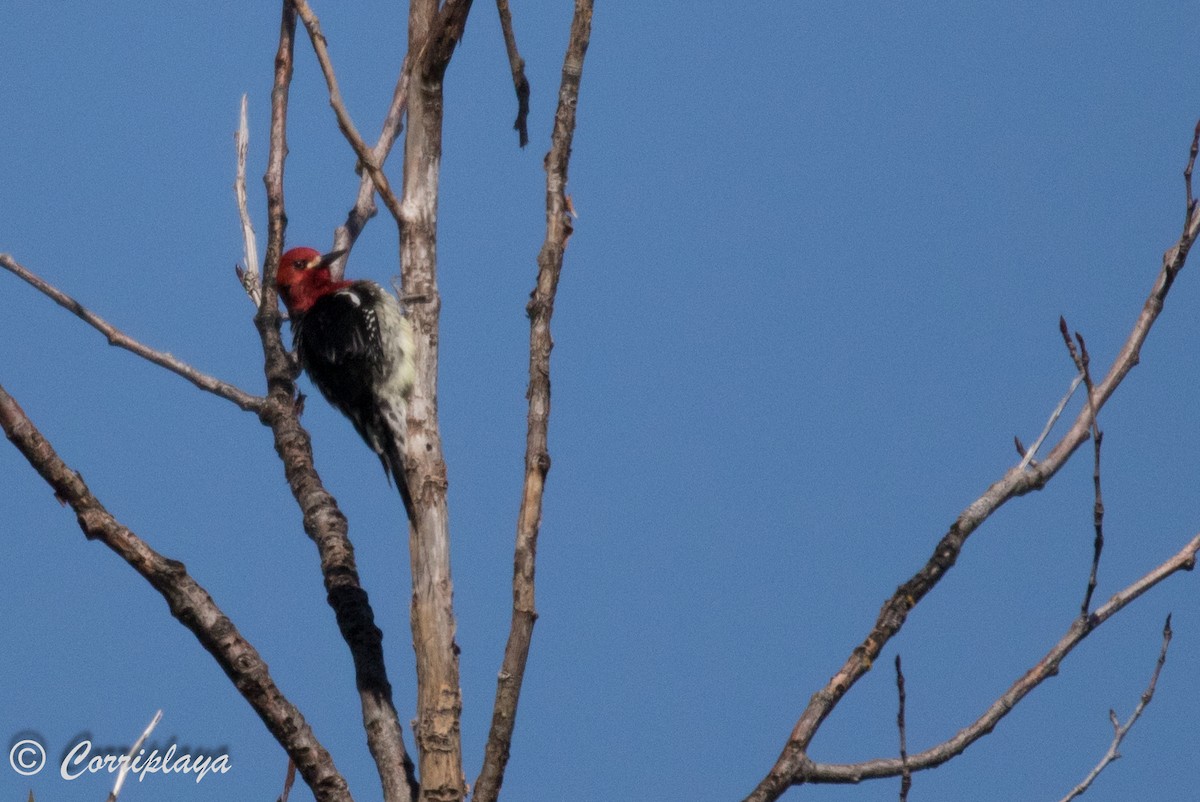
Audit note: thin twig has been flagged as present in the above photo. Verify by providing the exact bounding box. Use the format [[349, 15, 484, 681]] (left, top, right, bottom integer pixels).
[[894, 657, 911, 802], [1058, 615, 1173, 802], [495, 0, 530, 147], [743, 124, 1200, 802], [1069, 328, 1105, 617], [277, 759, 297, 802], [0, 254, 265, 413], [0, 383, 352, 802], [1018, 371, 1084, 471], [235, 93, 262, 306], [105, 709, 162, 802], [472, 3, 592, 800], [1184, 121, 1199, 226]]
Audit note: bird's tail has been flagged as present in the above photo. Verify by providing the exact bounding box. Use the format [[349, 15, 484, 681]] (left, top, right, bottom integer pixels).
[[383, 443, 415, 523], [379, 402, 415, 522]]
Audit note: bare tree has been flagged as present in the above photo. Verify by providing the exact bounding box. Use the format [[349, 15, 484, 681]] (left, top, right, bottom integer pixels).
[[2, 4, 1198, 802], [4, 2, 590, 800]]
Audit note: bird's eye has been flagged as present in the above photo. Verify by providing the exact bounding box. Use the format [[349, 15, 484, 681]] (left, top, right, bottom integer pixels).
[[293, 260, 307, 270]]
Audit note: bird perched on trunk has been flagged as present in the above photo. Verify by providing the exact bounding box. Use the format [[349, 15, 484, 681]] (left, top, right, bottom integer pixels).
[[275, 246, 416, 517]]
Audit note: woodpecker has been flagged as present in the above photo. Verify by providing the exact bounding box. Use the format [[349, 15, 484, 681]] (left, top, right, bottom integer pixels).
[[276, 246, 416, 516]]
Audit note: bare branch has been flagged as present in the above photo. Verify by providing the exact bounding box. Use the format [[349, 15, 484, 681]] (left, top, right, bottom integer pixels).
[[894, 657, 911, 802], [1184, 120, 1199, 225], [1057, 615, 1173, 802], [235, 93, 262, 306], [1018, 371, 1084, 471], [257, 6, 417, 802], [292, 0, 406, 229], [0, 383, 352, 802], [1059, 317, 1107, 615], [743, 126, 1200, 802], [495, 0, 530, 147], [473, 2, 592, 799], [327, 0, 475, 269], [1072, 330, 1105, 617], [0, 253, 265, 413], [331, 54, 414, 272], [105, 710, 162, 802], [785, 536, 1198, 786], [277, 760, 297, 802]]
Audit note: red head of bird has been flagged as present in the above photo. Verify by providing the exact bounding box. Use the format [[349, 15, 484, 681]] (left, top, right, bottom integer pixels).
[[276, 247, 347, 315]]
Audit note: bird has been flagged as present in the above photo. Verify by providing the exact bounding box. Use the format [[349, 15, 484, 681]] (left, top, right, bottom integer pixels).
[[275, 246, 416, 517]]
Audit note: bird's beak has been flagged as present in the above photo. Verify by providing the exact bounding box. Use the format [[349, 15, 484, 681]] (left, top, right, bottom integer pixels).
[[316, 249, 347, 269]]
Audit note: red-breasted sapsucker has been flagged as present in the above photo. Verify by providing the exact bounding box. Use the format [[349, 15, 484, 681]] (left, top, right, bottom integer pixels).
[[276, 247, 416, 514]]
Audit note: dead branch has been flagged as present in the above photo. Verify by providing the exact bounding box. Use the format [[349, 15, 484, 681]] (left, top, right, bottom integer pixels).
[[1018, 371, 1084, 470], [894, 656, 911, 802], [0, 383, 352, 802], [277, 760, 297, 802], [494, 0, 531, 147], [743, 125, 1200, 802], [472, 2, 592, 799], [331, 53, 414, 271], [0, 253, 265, 413], [105, 710, 163, 802], [235, 93, 262, 306], [783, 536, 1198, 786], [1058, 615, 1173, 802], [292, 0, 407, 229]]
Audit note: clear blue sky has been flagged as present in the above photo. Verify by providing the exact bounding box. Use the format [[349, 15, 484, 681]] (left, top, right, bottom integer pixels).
[[3, 3, 1200, 801]]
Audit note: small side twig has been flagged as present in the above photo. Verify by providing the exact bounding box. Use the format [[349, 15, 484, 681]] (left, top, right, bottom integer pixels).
[[1081, 347, 1104, 618], [1184, 120, 1199, 227], [894, 656, 911, 802], [1057, 615, 1173, 802], [0, 254, 265, 413], [277, 759, 297, 802], [1017, 370, 1084, 471], [495, 0, 531, 147], [234, 93, 262, 306], [1061, 318, 1105, 617], [105, 710, 163, 802]]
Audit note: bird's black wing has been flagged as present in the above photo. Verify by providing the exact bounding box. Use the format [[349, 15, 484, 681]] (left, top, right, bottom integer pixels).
[[293, 286, 387, 448]]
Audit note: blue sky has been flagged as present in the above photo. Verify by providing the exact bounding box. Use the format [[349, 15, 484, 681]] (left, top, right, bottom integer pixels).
[[3, 3, 1200, 801]]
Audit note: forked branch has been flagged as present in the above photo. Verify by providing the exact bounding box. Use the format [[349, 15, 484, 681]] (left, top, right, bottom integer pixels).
[[782, 535, 1198, 786], [292, 0, 406, 227], [1057, 615, 1173, 802], [744, 124, 1200, 802]]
